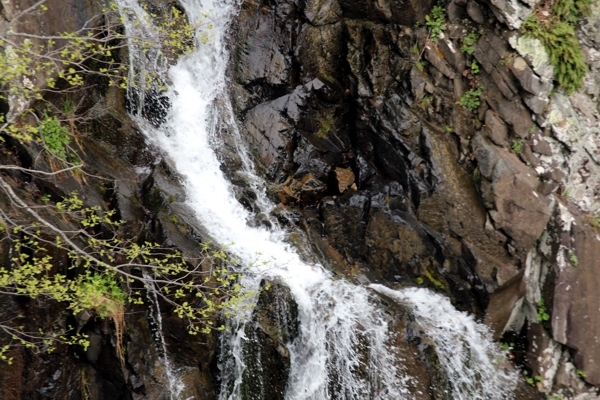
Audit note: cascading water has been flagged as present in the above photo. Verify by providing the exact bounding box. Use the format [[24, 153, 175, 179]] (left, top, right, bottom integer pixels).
[[371, 285, 518, 400], [118, 0, 519, 398], [143, 272, 184, 400]]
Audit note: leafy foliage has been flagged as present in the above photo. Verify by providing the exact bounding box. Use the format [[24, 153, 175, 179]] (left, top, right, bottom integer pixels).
[[38, 114, 71, 160], [425, 6, 446, 42], [459, 86, 482, 111], [511, 139, 523, 154], [0, 190, 256, 362], [0, 0, 205, 149], [521, 0, 591, 94], [523, 370, 543, 386], [0, 0, 244, 365], [536, 299, 550, 322], [74, 273, 126, 319], [569, 251, 579, 266], [461, 32, 480, 54]]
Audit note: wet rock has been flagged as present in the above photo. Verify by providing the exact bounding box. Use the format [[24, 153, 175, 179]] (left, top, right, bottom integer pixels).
[[304, 0, 342, 25], [321, 193, 371, 263], [253, 280, 300, 344], [365, 209, 436, 280], [244, 100, 292, 171], [233, 6, 290, 87], [297, 22, 344, 81], [338, 0, 433, 25], [371, 291, 435, 399], [233, 280, 299, 399], [463, 240, 518, 292], [484, 270, 525, 338], [225, 0, 600, 396], [335, 167, 355, 193]]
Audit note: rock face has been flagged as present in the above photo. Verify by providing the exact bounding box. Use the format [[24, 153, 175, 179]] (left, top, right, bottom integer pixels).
[[1, 0, 600, 397], [547, 204, 600, 386], [238, 280, 299, 399], [227, 0, 600, 397], [0, 1, 219, 399]]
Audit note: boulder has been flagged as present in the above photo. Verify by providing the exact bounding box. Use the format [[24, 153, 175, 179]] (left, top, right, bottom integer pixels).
[[466, 0, 486, 24]]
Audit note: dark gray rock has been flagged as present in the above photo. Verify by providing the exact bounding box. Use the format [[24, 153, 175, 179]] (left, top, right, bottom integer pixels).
[[447, 0, 467, 23], [531, 134, 553, 156], [466, 0, 486, 24]]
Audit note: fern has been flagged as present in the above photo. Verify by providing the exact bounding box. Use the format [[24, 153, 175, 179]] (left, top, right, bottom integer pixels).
[[521, 0, 590, 94]]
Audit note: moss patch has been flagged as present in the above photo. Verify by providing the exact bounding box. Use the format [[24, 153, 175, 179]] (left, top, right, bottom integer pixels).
[[521, 0, 591, 94]]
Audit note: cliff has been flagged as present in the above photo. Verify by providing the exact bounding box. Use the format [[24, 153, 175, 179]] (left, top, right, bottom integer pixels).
[[0, 0, 599, 398]]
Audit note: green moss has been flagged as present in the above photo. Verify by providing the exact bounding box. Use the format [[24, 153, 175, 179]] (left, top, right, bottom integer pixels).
[[424, 269, 445, 289], [521, 0, 591, 94], [316, 113, 335, 139]]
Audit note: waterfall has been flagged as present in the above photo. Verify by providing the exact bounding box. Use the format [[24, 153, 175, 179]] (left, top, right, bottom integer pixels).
[[118, 0, 518, 398], [143, 272, 184, 400], [371, 285, 517, 400]]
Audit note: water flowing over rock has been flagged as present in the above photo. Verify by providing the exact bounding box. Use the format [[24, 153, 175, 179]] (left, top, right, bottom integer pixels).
[[2, 0, 600, 398]]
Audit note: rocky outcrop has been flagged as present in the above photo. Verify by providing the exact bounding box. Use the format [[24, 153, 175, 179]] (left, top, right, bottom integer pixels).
[[0, 1, 221, 399], [1, 0, 599, 397], [228, 0, 600, 397]]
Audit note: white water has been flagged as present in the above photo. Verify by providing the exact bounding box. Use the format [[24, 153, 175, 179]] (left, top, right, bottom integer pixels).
[[371, 285, 518, 400], [143, 273, 184, 400], [118, 0, 518, 398]]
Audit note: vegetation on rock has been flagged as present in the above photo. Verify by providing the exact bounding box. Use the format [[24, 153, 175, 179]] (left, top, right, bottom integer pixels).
[[425, 6, 446, 42], [461, 32, 480, 55], [0, 0, 251, 364], [521, 0, 591, 94], [459, 86, 482, 111]]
